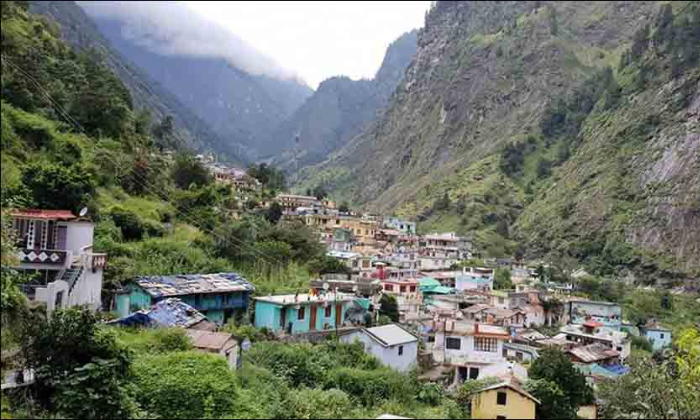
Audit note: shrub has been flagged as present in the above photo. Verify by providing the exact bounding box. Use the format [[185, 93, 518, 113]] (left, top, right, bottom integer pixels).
[[322, 367, 418, 407], [284, 388, 352, 419], [131, 351, 239, 419]]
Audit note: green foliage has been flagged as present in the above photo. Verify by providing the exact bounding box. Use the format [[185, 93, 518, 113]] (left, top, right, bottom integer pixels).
[[599, 334, 700, 420], [338, 201, 351, 213], [22, 161, 96, 211], [108, 205, 163, 241], [379, 294, 400, 323], [494, 268, 512, 290], [172, 153, 212, 190], [116, 328, 192, 355], [454, 377, 502, 416], [284, 387, 353, 419], [575, 275, 626, 303], [132, 351, 239, 419], [265, 201, 283, 224], [307, 255, 352, 276], [631, 335, 654, 354], [17, 308, 133, 415], [528, 347, 594, 419], [323, 367, 419, 407], [247, 163, 286, 192]]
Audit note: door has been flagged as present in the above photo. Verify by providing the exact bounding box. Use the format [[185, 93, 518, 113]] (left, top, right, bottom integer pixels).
[[57, 226, 68, 250], [309, 305, 317, 331], [280, 308, 287, 330], [335, 304, 342, 327]]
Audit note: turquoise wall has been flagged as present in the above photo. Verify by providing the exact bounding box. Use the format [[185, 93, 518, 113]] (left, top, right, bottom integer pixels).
[[116, 285, 153, 316], [255, 300, 352, 334], [645, 330, 672, 351]]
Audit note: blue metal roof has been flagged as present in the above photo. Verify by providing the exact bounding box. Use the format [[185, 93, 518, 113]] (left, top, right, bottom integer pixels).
[[114, 298, 209, 328], [134, 273, 254, 298]]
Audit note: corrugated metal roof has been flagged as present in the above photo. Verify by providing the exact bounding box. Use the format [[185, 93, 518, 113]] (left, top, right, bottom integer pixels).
[[147, 298, 208, 328], [568, 344, 619, 363], [364, 324, 418, 347], [134, 273, 254, 298], [186, 330, 236, 351], [11, 209, 77, 220]]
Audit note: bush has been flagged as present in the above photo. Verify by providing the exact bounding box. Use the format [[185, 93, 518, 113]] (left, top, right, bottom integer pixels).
[[322, 367, 418, 407], [631, 335, 654, 353], [284, 388, 352, 419], [22, 162, 96, 211], [131, 351, 239, 419]]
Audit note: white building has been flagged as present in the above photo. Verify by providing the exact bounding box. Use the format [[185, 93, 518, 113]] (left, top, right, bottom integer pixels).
[[342, 324, 419, 372], [11, 209, 107, 313], [558, 322, 631, 361], [433, 321, 510, 384]]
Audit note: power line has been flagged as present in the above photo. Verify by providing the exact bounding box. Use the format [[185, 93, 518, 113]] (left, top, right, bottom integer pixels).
[[1, 54, 289, 268]]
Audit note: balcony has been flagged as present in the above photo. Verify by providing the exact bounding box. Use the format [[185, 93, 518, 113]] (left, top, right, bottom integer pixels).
[[17, 249, 70, 269]]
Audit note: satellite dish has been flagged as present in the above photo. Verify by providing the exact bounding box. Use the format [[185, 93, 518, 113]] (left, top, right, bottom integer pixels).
[[79, 207, 89, 217], [323, 283, 330, 291]]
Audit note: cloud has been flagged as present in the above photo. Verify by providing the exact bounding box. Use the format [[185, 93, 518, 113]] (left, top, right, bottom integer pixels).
[[77, 1, 301, 82]]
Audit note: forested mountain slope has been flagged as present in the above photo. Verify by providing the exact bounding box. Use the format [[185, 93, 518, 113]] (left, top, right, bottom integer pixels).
[[29, 0, 246, 164], [300, 1, 699, 281], [268, 31, 418, 171]]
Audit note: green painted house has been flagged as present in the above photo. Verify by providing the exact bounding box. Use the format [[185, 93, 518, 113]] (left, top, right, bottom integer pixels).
[[116, 273, 254, 325]]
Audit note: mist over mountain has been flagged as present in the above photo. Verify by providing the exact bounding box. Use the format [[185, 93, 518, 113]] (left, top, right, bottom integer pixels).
[[77, 1, 313, 159]]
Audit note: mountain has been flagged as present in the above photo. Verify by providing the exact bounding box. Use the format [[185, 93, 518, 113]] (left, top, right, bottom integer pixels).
[[268, 31, 418, 171], [75, 1, 313, 160], [29, 0, 246, 164], [300, 1, 700, 281]]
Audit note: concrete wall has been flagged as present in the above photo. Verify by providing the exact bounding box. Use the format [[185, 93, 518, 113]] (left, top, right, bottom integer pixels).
[[644, 330, 672, 351], [69, 267, 103, 310], [444, 335, 507, 365], [472, 388, 537, 420], [255, 301, 349, 334], [64, 222, 95, 257], [342, 332, 418, 373]]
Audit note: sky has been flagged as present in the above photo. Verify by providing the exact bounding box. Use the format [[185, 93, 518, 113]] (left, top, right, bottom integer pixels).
[[183, 1, 431, 89]]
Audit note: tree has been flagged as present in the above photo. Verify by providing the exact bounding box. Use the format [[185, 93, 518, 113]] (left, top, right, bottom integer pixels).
[[153, 115, 176, 151], [312, 185, 328, 200], [18, 308, 135, 417], [528, 347, 594, 419], [537, 158, 553, 179], [22, 162, 96, 211], [308, 256, 352, 276], [500, 142, 526, 176], [433, 192, 451, 212], [494, 269, 512, 290], [172, 153, 212, 190], [265, 202, 283, 225], [338, 201, 351, 213], [379, 294, 399, 323], [599, 330, 700, 419]]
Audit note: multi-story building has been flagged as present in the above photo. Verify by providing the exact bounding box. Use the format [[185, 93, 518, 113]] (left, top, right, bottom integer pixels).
[[434, 321, 511, 384], [10, 209, 107, 313], [303, 213, 379, 244], [558, 322, 631, 361], [566, 300, 623, 330], [383, 217, 417, 235]]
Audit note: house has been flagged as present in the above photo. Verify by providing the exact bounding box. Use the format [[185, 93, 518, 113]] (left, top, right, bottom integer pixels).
[[253, 292, 367, 335], [639, 322, 672, 351], [10, 209, 107, 313], [490, 291, 511, 310], [558, 322, 631, 360], [341, 324, 419, 372], [383, 217, 417, 236], [502, 343, 540, 363], [116, 273, 254, 324], [566, 300, 622, 330], [508, 291, 547, 327], [462, 304, 492, 322], [380, 278, 422, 317], [567, 343, 620, 366], [470, 379, 540, 420], [434, 322, 510, 383], [113, 298, 216, 331], [185, 330, 240, 370], [277, 194, 323, 214], [419, 277, 455, 304], [310, 276, 383, 299], [456, 271, 494, 292], [486, 308, 527, 328]]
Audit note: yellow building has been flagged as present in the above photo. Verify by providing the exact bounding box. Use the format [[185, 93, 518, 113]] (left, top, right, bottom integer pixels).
[[471, 381, 540, 420], [302, 214, 379, 244]]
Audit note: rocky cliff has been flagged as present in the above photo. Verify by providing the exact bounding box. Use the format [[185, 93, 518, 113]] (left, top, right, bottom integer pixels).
[[300, 1, 699, 280], [268, 31, 418, 171]]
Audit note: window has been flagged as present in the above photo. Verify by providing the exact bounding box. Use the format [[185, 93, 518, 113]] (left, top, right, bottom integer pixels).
[[474, 337, 499, 353], [336, 219, 341, 225], [516, 352, 523, 362], [400, 286, 407, 293], [469, 367, 480, 380], [398, 346, 404, 356], [325, 306, 332, 318], [660, 334, 665, 339], [617, 347, 623, 352], [297, 307, 306, 321], [446, 337, 461, 350], [497, 392, 508, 406], [503, 348, 508, 358], [410, 286, 417, 293], [384, 284, 394, 292]]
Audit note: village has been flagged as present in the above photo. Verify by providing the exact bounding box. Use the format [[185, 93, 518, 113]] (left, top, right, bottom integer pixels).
[[4, 168, 681, 420]]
